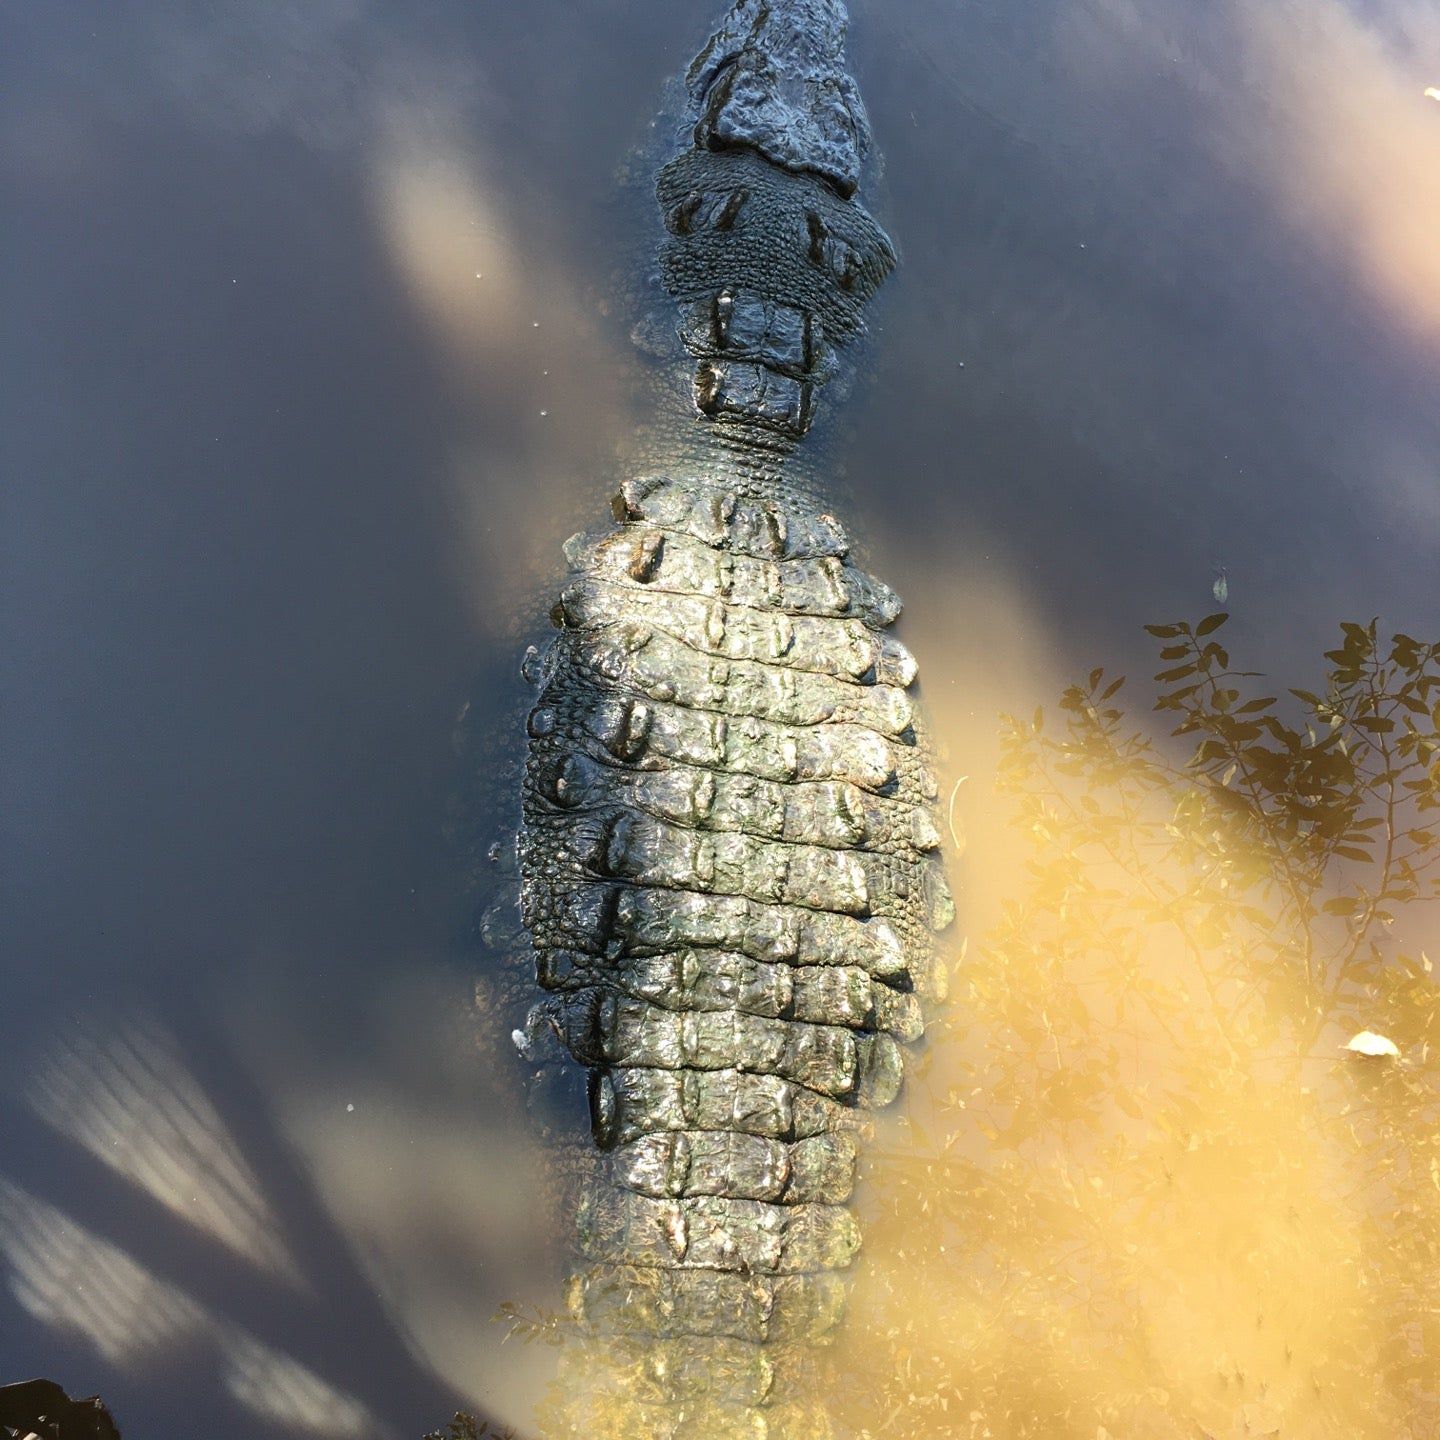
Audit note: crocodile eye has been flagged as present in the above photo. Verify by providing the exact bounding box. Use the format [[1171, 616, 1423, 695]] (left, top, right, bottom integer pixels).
[[666, 188, 748, 235], [806, 212, 825, 261], [807, 212, 862, 290], [666, 191, 703, 235], [714, 187, 748, 230]]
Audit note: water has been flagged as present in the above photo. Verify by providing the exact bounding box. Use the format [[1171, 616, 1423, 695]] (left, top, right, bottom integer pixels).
[[4, 1, 1439, 1435]]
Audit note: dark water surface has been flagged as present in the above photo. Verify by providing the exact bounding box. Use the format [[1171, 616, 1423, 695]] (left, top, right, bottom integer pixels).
[[4, 1, 1439, 1435]]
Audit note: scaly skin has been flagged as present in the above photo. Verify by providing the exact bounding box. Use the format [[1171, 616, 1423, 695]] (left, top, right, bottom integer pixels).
[[513, 3, 951, 1434]]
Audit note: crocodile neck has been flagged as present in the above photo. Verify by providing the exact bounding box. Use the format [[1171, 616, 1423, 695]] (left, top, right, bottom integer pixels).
[[646, 0, 895, 510]]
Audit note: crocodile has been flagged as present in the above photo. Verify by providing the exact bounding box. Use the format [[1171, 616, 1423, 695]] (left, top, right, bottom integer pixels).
[[509, 2, 952, 1434]]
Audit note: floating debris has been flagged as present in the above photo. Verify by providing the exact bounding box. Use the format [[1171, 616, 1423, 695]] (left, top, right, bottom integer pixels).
[[1342, 1030, 1400, 1059], [1211, 562, 1229, 606]]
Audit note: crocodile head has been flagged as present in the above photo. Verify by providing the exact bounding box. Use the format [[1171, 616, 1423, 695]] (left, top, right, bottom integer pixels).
[[656, 0, 896, 451]]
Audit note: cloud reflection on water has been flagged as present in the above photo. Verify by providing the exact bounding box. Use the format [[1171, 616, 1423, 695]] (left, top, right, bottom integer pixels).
[[1218, 0, 1440, 357], [1057, 0, 1440, 353], [219, 1331, 376, 1437], [370, 122, 634, 642], [26, 1010, 298, 1285], [3, 967, 552, 1436], [218, 960, 564, 1432], [0, 1180, 381, 1436], [0, 1179, 207, 1367]]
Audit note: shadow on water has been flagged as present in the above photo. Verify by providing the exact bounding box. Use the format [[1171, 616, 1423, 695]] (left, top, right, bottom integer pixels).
[[486, 611, 1440, 1438], [0, 1, 622, 1429], [6, 0, 1440, 1434], [1, 1000, 520, 1438]]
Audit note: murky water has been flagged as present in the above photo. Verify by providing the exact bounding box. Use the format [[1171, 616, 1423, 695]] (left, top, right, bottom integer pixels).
[[4, 1, 1439, 1436]]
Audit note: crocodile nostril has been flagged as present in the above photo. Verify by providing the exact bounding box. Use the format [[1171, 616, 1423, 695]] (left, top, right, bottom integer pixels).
[[806, 211, 862, 289]]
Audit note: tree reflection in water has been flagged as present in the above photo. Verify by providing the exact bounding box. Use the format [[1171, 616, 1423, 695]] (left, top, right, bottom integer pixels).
[[422, 1414, 514, 1440], [841, 613, 1440, 1438], [492, 615, 1440, 1439]]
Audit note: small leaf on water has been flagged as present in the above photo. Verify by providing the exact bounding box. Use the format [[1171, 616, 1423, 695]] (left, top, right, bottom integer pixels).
[[947, 775, 969, 855]]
